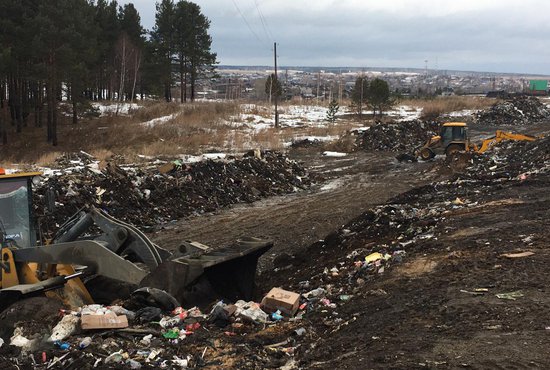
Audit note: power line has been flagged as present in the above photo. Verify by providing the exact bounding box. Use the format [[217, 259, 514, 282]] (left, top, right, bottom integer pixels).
[[231, 0, 265, 46], [255, 0, 274, 42]]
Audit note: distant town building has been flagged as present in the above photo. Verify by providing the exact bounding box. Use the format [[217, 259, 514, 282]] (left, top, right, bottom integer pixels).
[[529, 80, 548, 95]]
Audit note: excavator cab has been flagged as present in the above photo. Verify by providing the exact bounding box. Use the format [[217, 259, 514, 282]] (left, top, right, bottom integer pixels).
[[418, 122, 470, 160], [440, 123, 467, 146]]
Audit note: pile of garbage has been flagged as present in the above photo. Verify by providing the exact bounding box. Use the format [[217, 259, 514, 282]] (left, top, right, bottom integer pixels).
[[474, 96, 550, 125], [34, 151, 311, 235], [354, 120, 439, 152], [0, 282, 356, 369]]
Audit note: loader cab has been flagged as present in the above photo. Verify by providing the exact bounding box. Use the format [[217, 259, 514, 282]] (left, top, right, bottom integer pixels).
[[440, 122, 468, 146], [0, 170, 41, 249], [418, 122, 469, 160]]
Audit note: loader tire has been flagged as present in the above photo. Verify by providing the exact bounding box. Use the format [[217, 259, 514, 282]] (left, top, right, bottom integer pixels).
[[419, 148, 435, 160], [445, 144, 463, 156], [0, 296, 63, 341]]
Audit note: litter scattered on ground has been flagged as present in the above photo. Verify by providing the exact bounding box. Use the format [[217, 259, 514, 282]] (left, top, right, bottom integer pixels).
[[322, 151, 348, 157], [1, 107, 549, 368], [496, 291, 524, 300], [33, 151, 312, 235]]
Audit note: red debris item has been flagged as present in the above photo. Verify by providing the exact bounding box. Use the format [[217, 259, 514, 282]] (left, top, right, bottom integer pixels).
[[42, 352, 47, 363], [224, 331, 236, 336], [299, 303, 307, 310], [185, 322, 201, 332], [172, 307, 185, 315]]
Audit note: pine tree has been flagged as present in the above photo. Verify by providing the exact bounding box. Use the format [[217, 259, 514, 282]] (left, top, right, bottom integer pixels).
[[151, 0, 175, 102], [173, 1, 217, 102], [265, 73, 282, 102], [367, 78, 392, 117], [94, 0, 121, 100], [326, 99, 339, 123]]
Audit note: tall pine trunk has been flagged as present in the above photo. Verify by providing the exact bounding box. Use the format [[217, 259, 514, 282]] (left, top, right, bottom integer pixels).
[[179, 55, 184, 103], [131, 51, 140, 102], [46, 82, 53, 143]]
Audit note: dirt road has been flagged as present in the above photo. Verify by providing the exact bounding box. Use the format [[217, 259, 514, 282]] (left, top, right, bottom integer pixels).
[[150, 149, 438, 269]]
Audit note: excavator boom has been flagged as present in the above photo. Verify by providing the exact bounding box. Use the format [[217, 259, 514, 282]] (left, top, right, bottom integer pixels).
[[475, 130, 537, 153]]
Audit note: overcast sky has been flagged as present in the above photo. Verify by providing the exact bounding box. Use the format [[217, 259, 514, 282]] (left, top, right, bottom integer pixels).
[[123, 0, 550, 75]]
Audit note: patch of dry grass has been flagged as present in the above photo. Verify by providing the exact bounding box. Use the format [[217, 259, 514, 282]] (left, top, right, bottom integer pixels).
[[0, 100, 361, 163], [35, 151, 63, 166], [400, 96, 493, 120], [89, 148, 114, 162], [132, 102, 183, 122]]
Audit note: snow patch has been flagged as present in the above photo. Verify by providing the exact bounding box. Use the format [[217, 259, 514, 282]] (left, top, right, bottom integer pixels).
[[322, 151, 348, 157], [141, 114, 178, 127], [92, 102, 139, 116]]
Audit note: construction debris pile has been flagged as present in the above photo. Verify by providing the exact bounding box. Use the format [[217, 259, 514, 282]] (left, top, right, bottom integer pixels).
[[354, 120, 439, 152], [1, 133, 548, 369], [1, 112, 548, 368], [34, 151, 311, 235], [474, 96, 550, 125]]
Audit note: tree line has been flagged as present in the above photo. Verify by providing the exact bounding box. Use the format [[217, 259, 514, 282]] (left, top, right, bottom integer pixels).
[[0, 0, 217, 146]]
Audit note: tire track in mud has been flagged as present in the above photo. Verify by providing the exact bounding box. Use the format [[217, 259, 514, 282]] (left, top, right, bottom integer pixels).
[[149, 150, 437, 269]]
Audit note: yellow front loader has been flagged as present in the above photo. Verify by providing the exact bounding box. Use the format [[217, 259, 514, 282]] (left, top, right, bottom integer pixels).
[[415, 122, 538, 160], [0, 171, 272, 312]]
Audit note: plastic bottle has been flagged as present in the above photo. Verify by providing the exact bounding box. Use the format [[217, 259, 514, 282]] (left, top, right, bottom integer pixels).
[[79, 336, 92, 349]]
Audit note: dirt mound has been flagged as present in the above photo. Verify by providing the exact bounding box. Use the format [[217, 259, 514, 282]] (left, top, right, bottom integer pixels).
[[474, 96, 550, 125], [34, 152, 312, 237], [256, 129, 550, 368], [354, 120, 439, 152]]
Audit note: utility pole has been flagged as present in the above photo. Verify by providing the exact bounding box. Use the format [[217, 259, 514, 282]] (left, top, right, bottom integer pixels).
[[316, 71, 321, 104], [359, 75, 364, 118], [274, 42, 279, 128]]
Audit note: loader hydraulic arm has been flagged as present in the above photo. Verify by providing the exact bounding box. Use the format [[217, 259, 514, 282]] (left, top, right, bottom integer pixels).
[[53, 207, 170, 269], [475, 130, 537, 153]]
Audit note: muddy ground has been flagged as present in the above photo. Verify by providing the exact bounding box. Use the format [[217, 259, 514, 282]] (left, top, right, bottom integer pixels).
[[149, 121, 550, 369], [150, 150, 439, 270]]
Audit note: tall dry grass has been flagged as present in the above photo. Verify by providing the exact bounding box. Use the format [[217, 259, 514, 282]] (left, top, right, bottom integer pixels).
[[400, 96, 493, 120], [0, 100, 363, 164]]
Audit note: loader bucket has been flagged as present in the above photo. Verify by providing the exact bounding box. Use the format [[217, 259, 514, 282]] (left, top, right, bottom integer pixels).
[[139, 237, 273, 308]]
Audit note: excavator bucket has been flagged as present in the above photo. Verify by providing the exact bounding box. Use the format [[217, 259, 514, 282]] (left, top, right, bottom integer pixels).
[[140, 237, 273, 308], [2, 206, 273, 309]]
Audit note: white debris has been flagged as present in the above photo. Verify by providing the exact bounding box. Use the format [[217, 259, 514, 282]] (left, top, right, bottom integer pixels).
[[48, 315, 80, 342]]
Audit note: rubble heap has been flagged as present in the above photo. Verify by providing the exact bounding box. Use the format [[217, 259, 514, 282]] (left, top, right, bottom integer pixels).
[[354, 120, 439, 152], [1, 136, 547, 369], [34, 151, 311, 235], [474, 96, 550, 125]]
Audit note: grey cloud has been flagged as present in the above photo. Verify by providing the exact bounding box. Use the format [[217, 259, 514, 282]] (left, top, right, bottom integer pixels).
[[122, 1, 550, 74]]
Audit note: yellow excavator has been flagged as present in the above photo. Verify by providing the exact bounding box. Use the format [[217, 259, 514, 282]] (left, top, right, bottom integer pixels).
[[0, 170, 272, 312], [415, 122, 538, 160]]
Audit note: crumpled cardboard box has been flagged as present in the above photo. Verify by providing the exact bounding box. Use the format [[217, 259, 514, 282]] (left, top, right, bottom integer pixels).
[[261, 287, 300, 316]]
